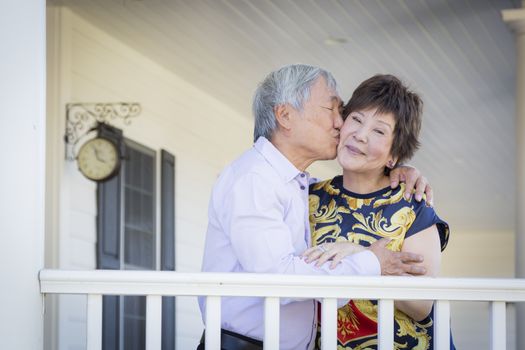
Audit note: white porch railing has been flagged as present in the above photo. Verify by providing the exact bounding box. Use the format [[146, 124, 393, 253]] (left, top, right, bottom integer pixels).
[[39, 269, 525, 350]]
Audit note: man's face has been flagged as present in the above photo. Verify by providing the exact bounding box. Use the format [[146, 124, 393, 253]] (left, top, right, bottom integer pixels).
[[289, 76, 343, 164]]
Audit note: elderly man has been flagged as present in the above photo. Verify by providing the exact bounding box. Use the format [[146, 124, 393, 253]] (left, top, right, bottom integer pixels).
[[198, 64, 431, 350]]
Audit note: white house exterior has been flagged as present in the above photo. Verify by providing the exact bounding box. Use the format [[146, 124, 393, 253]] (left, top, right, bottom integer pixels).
[[3, 1, 525, 349]]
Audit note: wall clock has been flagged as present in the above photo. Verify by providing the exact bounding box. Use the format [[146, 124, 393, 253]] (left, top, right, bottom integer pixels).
[[77, 136, 120, 182]]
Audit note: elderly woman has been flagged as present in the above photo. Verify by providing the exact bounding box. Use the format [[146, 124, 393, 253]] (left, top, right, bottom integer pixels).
[[305, 74, 454, 349]]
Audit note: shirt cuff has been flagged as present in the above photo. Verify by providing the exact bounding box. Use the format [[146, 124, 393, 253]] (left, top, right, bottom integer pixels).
[[346, 250, 381, 276]]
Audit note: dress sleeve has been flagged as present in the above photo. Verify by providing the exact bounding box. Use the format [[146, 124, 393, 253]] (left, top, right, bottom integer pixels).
[[404, 200, 450, 252]]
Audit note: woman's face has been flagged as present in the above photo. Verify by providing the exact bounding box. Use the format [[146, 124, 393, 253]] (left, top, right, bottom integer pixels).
[[337, 107, 396, 174]]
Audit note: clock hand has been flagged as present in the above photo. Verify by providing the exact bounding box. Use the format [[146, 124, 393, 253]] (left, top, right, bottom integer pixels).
[[93, 146, 106, 163]]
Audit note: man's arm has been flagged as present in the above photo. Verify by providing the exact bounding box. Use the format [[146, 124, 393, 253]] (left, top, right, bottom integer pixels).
[[302, 239, 426, 275], [224, 173, 380, 277]]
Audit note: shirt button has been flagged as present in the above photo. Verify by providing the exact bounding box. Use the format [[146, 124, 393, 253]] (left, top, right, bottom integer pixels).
[[300, 185, 305, 190], [300, 173, 305, 178]]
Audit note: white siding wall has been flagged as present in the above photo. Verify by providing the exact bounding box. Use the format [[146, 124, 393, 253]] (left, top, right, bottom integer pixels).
[[45, 6, 516, 350]]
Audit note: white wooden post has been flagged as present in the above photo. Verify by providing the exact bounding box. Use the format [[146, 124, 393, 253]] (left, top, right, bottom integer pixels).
[[378, 299, 394, 350], [0, 1, 46, 349], [205, 296, 221, 350], [433, 300, 451, 350], [502, 5, 525, 349], [264, 297, 280, 349], [146, 295, 162, 350], [86, 294, 102, 350], [490, 301, 506, 350], [321, 298, 337, 349]]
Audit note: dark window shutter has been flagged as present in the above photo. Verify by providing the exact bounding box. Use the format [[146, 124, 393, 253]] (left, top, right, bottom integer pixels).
[[160, 150, 175, 271], [101, 296, 120, 350], [97, 173, 121, 269], [161, 150, 176, 350], [97, 125, 123, 350]]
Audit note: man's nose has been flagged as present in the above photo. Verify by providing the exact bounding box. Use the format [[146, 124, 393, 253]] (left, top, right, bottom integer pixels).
[[334, 113, 343, 129]]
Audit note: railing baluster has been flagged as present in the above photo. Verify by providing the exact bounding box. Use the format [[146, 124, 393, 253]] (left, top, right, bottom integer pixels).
[[86, 294, 102, 350], [146, 295, 162, 350], [490, 301, 506, 350], [205, 296, 221, 350], [264, 297, 280, 349], [434, 300, 451, 350], [378, 299, 394, 350], [321, 298, 337, 350]]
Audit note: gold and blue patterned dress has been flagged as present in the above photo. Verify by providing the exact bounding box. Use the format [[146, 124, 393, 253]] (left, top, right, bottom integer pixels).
[[309, 176, 454, 350]]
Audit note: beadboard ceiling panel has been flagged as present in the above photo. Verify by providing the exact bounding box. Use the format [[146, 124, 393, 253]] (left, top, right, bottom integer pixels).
[[55, 0, 519, 231]]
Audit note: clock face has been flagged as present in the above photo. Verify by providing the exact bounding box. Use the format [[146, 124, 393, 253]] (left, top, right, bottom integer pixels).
[[77, 137, 120, 181]]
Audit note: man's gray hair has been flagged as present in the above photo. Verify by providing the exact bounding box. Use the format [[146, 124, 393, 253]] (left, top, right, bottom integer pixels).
[[252, 64, 338, 142]]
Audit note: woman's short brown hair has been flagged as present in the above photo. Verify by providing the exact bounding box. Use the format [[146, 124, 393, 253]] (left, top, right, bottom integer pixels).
[[343, 74, 423, 167]]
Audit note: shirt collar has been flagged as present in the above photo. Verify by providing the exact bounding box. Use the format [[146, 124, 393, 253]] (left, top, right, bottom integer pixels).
[[254, 137, 305, 183]]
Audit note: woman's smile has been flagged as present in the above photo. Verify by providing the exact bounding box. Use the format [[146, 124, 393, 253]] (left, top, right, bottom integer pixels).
[[344, 144, 365, 156]]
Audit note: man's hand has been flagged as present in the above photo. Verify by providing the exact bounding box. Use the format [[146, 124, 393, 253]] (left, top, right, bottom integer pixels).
[[302, 242, 366, 269], [369, 238, 426, 276], [389, 165, 433, 206]]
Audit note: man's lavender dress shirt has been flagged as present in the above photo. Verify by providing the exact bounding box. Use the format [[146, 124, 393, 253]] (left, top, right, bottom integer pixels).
[[199, 137, 380, 350]]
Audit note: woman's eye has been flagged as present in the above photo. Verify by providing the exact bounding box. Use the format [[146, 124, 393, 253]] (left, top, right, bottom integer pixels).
[[374, 129, 385, 135], [352, 116, 361, 123]]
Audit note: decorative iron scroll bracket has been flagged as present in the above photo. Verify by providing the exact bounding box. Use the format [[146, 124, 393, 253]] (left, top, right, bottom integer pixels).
[[64, 102, 141, 160]]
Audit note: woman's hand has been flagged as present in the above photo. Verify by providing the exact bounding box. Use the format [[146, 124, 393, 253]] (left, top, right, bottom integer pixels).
[[302, 242, 366, 269]]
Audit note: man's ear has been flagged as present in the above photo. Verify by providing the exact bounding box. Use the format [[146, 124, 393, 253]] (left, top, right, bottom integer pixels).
[[274, 104, 293, 131]]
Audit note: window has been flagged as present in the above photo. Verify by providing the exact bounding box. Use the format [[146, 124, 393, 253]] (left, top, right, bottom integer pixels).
[[123, 142, 156, 271], [97, 126, 175, 350]]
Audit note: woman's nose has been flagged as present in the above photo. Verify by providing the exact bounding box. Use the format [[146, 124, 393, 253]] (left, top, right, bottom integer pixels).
[[353, 127, 367, 142]]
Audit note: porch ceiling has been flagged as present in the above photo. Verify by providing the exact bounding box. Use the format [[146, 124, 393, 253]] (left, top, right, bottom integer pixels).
[[57, 0, 519, 232]]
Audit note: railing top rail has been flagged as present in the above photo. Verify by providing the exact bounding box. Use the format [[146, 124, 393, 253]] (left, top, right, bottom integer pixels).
[[39, 269, 525, 302]]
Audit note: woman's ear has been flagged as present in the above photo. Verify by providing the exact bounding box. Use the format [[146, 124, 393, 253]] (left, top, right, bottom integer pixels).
[[387, 158, 398, 169]]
